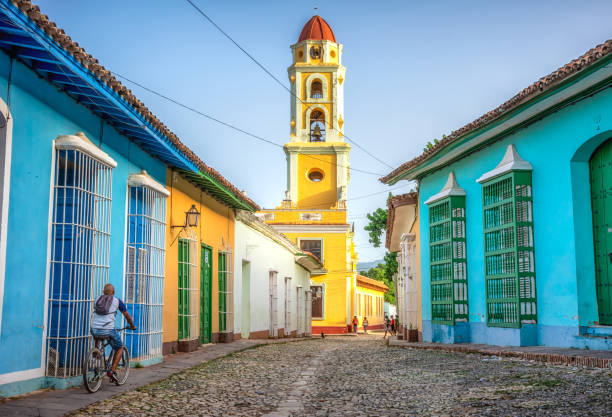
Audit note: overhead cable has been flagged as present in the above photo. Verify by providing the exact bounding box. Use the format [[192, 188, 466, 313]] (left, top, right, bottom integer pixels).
[[183, 0, 394, 170]]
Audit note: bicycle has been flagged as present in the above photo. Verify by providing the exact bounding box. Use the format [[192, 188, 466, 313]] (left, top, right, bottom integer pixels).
[[82, 326, 132, 393]]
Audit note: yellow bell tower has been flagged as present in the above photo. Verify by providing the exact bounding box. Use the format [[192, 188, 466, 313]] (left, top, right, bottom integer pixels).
[[286, 15, 350, 209], [259, 15, 360, 335]]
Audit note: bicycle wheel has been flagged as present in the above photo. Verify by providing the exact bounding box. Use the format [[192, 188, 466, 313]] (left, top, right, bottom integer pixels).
[[114, 347, 130, 385], [82, 347, 104, 393]]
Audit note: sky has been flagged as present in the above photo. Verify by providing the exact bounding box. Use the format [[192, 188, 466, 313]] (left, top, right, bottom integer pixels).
[[35, 0, 612, 262]]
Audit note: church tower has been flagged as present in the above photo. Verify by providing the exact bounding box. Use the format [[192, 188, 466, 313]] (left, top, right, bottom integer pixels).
[[285, 15, 350, 209], [259, 16, 360, 335]]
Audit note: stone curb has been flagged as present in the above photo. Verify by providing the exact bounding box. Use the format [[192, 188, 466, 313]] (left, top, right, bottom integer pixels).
[[389, 339, 612, 369]]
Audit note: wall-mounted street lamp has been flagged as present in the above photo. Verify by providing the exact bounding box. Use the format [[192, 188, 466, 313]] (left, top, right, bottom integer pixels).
[[172, 204, 200, 228]]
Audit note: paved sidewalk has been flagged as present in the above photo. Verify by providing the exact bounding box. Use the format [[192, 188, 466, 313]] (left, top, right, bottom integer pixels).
[[0, 338, 309, 417], [388, 336, 612, 368]]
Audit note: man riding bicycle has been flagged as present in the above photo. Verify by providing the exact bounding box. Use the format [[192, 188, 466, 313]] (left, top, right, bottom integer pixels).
[[91, 283, 136, 383]]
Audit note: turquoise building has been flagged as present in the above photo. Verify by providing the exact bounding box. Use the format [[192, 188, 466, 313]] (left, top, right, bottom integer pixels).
[[0, 0, 201, 396], [382, 39, 612, 349]]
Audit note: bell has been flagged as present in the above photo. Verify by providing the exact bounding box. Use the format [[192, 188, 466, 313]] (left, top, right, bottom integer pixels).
[[312, 125, 322, 141]]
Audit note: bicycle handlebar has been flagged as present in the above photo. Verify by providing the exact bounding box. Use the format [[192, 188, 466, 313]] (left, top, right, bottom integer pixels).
[[117, 326, 136, 331]]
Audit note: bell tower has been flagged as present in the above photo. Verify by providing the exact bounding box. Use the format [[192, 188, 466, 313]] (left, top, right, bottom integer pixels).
[[259, 16, 359, 335], [285, 15, 350, 209]]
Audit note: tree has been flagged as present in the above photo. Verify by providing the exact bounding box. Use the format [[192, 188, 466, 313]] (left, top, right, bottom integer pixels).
[[362, 203, 399, 305], [364, 207, 387, 248], [359, 263, 395, 304]]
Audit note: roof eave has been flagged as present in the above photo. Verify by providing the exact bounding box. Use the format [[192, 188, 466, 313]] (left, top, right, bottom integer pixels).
[[381, 49, 612, 185]]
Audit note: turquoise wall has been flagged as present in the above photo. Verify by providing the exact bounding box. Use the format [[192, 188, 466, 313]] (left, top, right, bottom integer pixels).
[[0, 49, 166, 382], [418, 85, 612, 347]]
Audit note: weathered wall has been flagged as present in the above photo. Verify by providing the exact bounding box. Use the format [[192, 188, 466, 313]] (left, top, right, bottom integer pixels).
[[163, 170, 235, 348], [0, 50, 165, 395], [233, 219, 310, 338], [418, 86, 612, 348]]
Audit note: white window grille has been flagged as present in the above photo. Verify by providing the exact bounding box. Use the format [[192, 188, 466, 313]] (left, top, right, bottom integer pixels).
[[123, 175, 168, 362], [178, 236, 199, 341], [304, 289, 312, 336], [218, 250, 234, 333], [400, 235, 418, 331], [284, 277, 292, 335], [269, 271, 278, 337], [46, 135, 115, 378], [296, 286, 303, 336]]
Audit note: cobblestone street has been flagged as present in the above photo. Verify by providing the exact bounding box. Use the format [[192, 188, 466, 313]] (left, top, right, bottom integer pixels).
[[68, 335, 612, 417]]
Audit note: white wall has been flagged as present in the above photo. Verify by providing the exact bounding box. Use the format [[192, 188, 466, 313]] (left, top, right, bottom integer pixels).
[[234, 219, 311, 338]]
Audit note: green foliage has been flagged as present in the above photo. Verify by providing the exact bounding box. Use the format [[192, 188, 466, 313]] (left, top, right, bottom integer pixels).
[[364, 207, 387, 248], [359, 262, 396, 304], [363, 206, 400, 304]]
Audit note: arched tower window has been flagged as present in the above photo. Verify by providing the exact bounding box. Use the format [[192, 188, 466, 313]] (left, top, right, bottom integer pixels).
[[311, 80, 323, 99], [310, 110, 326, 142]]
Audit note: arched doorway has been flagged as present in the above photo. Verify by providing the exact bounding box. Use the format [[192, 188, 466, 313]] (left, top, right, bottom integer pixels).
[[590, 138, 612, 325]]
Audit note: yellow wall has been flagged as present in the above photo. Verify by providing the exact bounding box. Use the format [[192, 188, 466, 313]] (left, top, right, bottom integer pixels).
[[282, 230, 353, 328], [259, 209, 347, 224], [297, 153, 337, 209], [163, 169, 235, 344], [355, 285, 386, 327]]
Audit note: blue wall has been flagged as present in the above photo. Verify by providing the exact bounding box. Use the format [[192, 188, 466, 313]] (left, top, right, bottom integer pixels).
[[418, 85, 612, 348], [0, 49, 166, 385]]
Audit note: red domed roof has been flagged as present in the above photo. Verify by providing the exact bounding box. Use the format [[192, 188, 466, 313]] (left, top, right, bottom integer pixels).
[[298, 15, 336, 43]]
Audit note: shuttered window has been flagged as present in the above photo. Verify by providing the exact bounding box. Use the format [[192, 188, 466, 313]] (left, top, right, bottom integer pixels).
[[482, 171, 536, 327], [46, 143, 113, 378], [428, 196, 468, 324], [311, 285, 324, 319], [218, 251, 233, 333], [123, 181, 167, 362], [300, 239, 322, 262]]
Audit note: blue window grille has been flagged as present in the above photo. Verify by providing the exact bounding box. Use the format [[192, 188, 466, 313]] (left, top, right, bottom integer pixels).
[[123, 178, 167, 363], [46, 141, 114, 378]]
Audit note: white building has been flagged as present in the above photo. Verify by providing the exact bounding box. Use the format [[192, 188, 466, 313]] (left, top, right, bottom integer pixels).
[[234, 211, 323, 339], [386, 192, 420, 341]]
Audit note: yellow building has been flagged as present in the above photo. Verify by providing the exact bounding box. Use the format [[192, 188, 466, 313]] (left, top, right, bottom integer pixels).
[[163, 167, 258, 354], [356, 275, 389, 331], [259, 16, 366, 334]]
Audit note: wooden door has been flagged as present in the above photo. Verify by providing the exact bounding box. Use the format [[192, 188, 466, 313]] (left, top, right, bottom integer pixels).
[[200, 245, 213, 343], [591, 139, 612, 325]]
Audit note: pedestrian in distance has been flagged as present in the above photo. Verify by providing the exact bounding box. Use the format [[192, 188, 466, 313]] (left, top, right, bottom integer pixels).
[[352, 315, 359, 334], [395, 314, 401, 336], [362, 317, 369, 334], [390, 315, 396, 336], [383, 314, 390, 338]]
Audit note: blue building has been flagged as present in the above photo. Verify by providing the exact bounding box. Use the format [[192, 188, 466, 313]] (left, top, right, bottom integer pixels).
[[381, 39, 612, 350], [0, 0, 203, 396]]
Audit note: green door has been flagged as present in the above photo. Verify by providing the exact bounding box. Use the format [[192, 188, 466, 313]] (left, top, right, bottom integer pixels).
[[178, 239, 190, 340], [200, 245, 213, 344], [591, 139, 612, 325]]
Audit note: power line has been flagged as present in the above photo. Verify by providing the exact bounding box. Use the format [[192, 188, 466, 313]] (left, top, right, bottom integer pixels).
[[112, 72, 384, 177], [293, 183, 414, 209], [183, 0, 394, 170]]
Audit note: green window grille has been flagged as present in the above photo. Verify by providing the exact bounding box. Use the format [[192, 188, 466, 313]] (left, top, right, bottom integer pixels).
[[481, 170, 536, 327], [218, 251, 233, 333], [428, 195, 468, 324], [178, 238, 198, 340], [178, 239, 191, 340]]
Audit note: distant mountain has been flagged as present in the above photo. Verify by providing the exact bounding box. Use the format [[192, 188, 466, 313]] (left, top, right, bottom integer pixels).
[[357, 259, 383, 272]]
